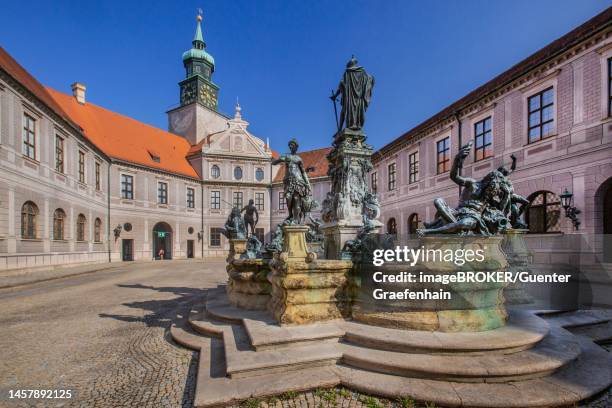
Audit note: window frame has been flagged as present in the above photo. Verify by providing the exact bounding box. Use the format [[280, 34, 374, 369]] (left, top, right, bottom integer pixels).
[[21, 201, 38, 239], [255, 192, 264, 211], [233, 191, 243, 208], [210, 164, 221, 179], [474, 116, 493, 162], [157, 181, 168, 205], [371, 172, 378, 193], [527, 86, 555, 144], [76, 213, 87, 242], [234, 166, 243, 180], [210, 227, 222, 247], [436, 137, 451, 174], [387, 163, 396, 191], [255, 227, 265, 243], [278, 191, 286, 210], [608, 57, 612, 117], [210, 190, 221, 210], [52, 208, 66, 240], [22, 113, 36, 160], [120, 174, 134, 200], [408, 213, 420, 235], [78, 150, 86, 183], [255, 167, 265, 182], [408, 151, 419, 184], [94, 217, 102, 243], [186, 187, 195, 209], [95, 161, 101, 191], [55, 134, 65, 173], [526, 191, 561, 234]]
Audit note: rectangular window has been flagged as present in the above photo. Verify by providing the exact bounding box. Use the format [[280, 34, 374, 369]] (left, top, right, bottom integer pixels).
[[388, 163, 396, 191], [158, 182, 168, 204], [211, 190, 221, 209], [233, 191, 243, 208], [210, 227, 222, 247], [608, 57, 612, 117], [474, 117, 493, 161], [528, 87, 554, 143], [95, 161, 101, 190], [120, 174, 134, 199], [186, 187, 195, 208], [22, 114, 36, 159], [55, 135, 64, 173], [436, 137, 450, 174], [255, 192, 264, 211], [255, 228, 265, 243], [371, 172, 377, 193], [408, 152, 419, 184], [278, 191, 286, 210], [78, 150, 85, 183]]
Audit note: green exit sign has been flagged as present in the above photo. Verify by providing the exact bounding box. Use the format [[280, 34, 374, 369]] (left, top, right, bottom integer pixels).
[[157, 232, 167, 238]]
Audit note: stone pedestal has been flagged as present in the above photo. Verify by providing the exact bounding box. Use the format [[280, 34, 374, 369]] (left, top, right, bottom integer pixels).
[[226, 238, 272, 310], [227, 258, 272, 310], [268, 225, 353, 324], [353, 235, 509, 332], [502, 229, 535, 305], [322, 223, 362, 260]]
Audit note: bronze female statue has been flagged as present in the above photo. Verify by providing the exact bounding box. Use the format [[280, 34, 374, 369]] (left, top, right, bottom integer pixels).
[[272, 139, 313, 224]]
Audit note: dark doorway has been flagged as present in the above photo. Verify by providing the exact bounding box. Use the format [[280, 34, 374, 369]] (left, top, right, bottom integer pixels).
[[153, 222, 172, 260], [122, 239, 133, 261], [187, 240, 194, 258], [604, 182, 612, 262]]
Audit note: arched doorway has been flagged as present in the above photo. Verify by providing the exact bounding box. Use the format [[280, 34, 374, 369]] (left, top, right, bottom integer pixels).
[[387, 218, 397, 235], [599, 178, 612, 262], [408, 213, 420, 235], [153, 222, 172, 260]]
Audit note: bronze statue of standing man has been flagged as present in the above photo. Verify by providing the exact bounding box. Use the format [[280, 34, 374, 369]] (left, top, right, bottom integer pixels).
[[330, 56, 375, 132], [241, 199, 259, 237]]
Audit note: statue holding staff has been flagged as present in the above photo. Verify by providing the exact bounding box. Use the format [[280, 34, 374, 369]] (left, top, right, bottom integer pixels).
[[330, 56, 375, 132]]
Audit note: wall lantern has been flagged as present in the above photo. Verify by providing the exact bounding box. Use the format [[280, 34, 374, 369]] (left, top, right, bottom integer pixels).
[[113, 224, 123, 240], [560, 188, 581, 231]]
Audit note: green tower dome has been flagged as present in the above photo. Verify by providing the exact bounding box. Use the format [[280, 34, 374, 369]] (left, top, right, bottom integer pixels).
[[182, 15, 215, 68]]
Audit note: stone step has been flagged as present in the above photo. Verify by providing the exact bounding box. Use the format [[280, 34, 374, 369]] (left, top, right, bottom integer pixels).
[[343, 310, 549, 355], [340, 326, 581, 383], [170, 320, 208, 352], [243, 318, 344, 350], [205, 286, 275, 324], [543, 309, 610, 329]]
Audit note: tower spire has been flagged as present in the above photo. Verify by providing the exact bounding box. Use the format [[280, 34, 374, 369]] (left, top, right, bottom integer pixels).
[[193, 10, 205, 49]]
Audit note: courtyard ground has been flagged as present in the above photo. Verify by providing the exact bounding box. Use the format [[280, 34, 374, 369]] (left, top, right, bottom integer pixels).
[[0, 261, 609, 408]]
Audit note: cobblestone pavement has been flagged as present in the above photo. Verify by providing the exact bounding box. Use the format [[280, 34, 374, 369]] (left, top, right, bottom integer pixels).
[[0, 261, 609, 408], [0, 260, 225, 408]]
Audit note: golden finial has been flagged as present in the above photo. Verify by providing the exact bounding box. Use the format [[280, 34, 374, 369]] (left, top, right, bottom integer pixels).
[[197, 8, 203, 22]]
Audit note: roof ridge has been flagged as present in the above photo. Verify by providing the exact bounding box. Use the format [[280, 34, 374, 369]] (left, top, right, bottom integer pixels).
[[45, 86, 190, 146]]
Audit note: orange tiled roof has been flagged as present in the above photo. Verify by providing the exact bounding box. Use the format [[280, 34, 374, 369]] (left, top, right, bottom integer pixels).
[[273, 147, 332, 183], [0, 47, 79, 131], [47, 88, 199, 178]]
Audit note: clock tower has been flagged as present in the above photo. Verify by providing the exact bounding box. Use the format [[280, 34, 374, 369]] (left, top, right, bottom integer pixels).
[[179, 14, 219, 110]]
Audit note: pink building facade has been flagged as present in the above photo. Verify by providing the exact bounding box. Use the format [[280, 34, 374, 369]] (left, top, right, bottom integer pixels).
[[370, 9, 612, 269]]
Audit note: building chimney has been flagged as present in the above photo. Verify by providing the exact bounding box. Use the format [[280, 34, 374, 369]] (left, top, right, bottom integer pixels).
[[71, 82, 86, 104]]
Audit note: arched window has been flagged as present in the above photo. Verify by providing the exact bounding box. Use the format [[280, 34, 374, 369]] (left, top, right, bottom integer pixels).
[[94, 218, 102, 243], [526, 191, 560, 233], [77, 214, 87, 241], [255, 168, 264, 182], [408, 213, 420, 234], [21, 201, 38, 239], [387, 218, 397, 235], [211, 165, 220, 179], [234, 166, 243, 180], [53, 209, 66, 240]]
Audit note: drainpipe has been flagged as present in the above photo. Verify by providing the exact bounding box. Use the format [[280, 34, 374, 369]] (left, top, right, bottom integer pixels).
[[455, 112, 462, 198], [201, 181, 204, 258], [107, 162, 111, 263]]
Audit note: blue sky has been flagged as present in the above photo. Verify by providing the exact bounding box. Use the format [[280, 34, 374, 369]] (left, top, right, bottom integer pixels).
[[1, 1, 609, 152]]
